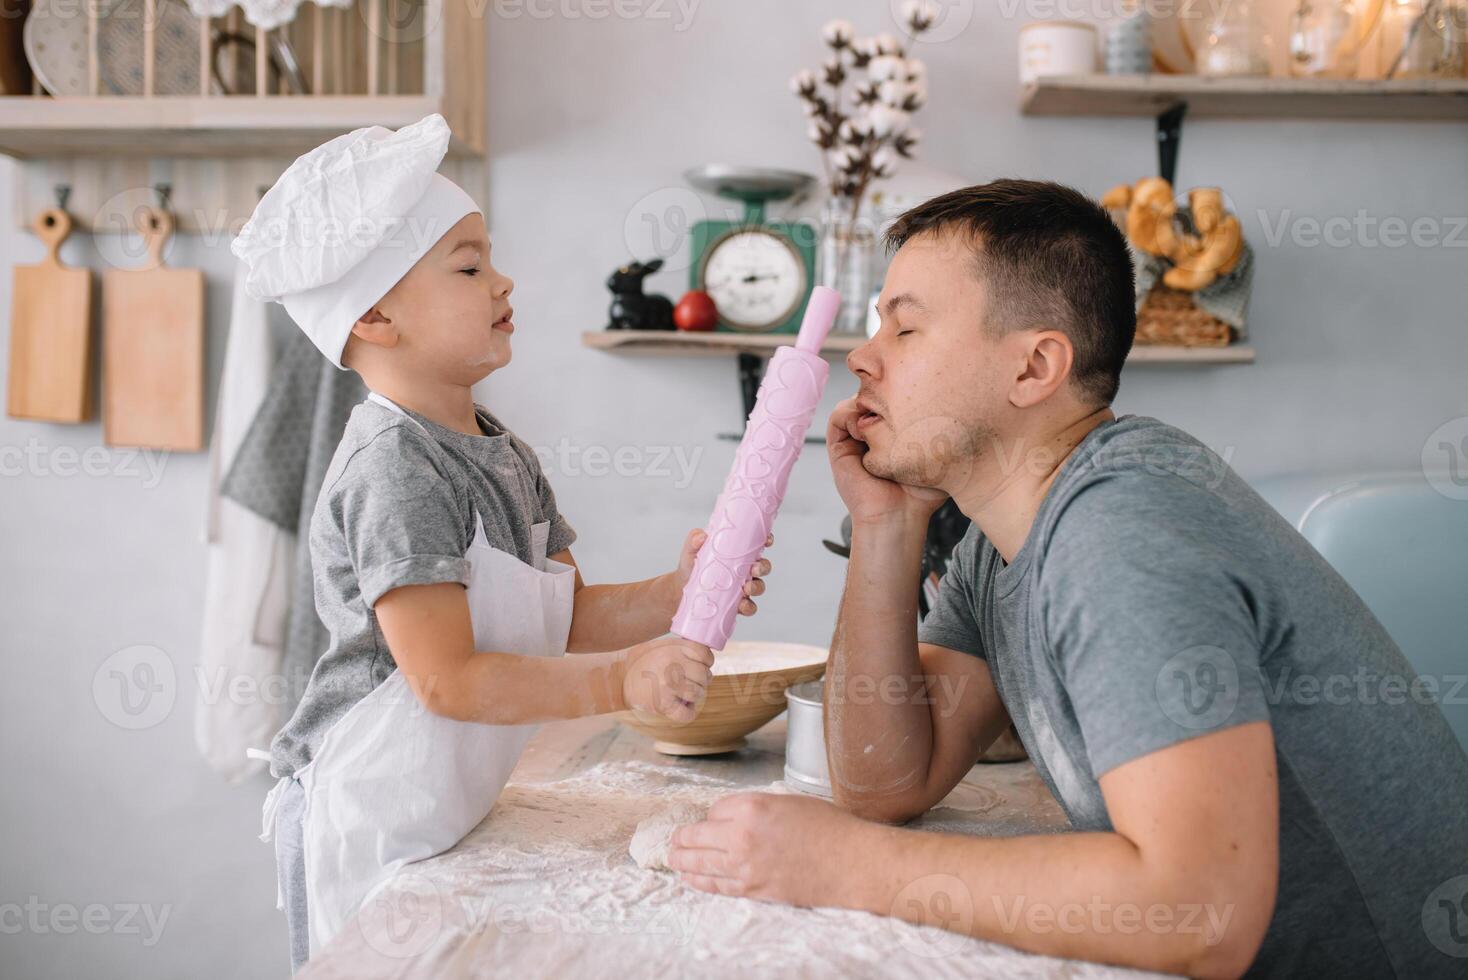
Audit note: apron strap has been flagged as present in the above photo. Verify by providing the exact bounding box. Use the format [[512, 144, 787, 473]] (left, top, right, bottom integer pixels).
[[531, 521, 550, 571], [366, 391, 434, 439], [259, 773, 293, 844]]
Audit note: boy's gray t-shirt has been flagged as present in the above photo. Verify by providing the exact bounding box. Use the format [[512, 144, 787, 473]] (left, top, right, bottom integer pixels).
[[270, 398, 576, 778], [918, 414, 1468, 979]]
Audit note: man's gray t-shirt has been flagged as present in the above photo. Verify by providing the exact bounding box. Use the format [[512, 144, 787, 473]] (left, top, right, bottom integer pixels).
[[270, 398, 576, 778], [918, 415, 1468, 978]]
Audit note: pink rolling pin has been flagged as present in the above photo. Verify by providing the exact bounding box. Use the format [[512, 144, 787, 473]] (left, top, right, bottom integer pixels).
[[670, 285, 842, 651]]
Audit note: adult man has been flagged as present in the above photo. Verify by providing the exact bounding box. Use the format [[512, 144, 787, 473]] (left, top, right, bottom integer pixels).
[[667, 180, 1468, 978]]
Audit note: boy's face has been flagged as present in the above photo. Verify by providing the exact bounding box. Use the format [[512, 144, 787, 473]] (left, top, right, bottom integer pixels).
[[365, 212, 515, 384]]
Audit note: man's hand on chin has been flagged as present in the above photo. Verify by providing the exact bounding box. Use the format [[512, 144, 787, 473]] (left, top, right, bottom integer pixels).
[[827, 397, 947, 529], [665, 792, 876, 908]]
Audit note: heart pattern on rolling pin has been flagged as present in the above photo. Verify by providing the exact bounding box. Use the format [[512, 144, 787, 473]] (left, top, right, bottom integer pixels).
[[762, 356, 822, 419], [670, 346, 832, 648]]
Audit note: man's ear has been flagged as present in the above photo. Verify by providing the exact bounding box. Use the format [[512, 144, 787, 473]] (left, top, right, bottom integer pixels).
[[1009, 329, 1074, 409], [350, 307, 400, 351]]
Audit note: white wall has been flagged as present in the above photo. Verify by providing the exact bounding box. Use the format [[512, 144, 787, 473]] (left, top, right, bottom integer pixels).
[[3, 2, 1465, 977]]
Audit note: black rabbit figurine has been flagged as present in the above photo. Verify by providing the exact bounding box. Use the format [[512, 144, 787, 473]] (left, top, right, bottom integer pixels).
[[606, 259, 675, 331]]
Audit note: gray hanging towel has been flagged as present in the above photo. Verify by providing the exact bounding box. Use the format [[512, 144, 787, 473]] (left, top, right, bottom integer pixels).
[[221, 329, 367, 718]]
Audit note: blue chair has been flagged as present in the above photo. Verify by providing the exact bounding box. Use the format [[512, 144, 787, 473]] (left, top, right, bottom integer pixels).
[[1251, 471, 1468, 752]]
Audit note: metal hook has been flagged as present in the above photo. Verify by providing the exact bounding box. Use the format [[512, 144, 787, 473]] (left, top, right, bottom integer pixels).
[[153, 183, 173, 212], [53, 184, 71, 212], [1156, 103, 1187, 188]]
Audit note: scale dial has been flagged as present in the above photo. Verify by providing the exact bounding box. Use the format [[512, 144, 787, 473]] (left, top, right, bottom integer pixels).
[[699, 228, 807, 333]]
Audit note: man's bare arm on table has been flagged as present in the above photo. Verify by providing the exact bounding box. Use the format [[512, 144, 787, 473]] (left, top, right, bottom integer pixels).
[[824, 514, 1012, 821]]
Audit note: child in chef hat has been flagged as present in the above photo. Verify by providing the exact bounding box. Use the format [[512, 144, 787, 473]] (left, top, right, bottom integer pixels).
[[232, 113, 770, 969]]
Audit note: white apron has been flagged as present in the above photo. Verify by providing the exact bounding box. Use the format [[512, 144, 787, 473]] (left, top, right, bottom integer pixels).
[[259, 391, 576, 955]]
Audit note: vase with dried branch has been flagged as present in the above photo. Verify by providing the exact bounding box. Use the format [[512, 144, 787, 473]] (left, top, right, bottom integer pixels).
[[791, 5, 933, 333]]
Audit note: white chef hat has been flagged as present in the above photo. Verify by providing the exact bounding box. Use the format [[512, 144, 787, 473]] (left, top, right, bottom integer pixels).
[[230, 112, 481, 369]]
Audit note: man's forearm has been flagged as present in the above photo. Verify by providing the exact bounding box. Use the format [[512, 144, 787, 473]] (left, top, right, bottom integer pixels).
[[838, 822, 1245, 978], [566, 575, 677, 652], [824, 515, 937, 813]]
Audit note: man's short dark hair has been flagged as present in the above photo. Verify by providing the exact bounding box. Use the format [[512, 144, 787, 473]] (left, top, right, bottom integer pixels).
[[884, 179, 1136, 405]]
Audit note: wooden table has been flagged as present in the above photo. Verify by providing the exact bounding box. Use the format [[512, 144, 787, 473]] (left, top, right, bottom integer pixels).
[[299, 716, 1167, 980]]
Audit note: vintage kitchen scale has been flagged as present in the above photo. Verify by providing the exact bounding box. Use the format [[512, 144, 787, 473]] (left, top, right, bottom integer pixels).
[[685, 165, 817, 336], [684, 165, 826, 441]]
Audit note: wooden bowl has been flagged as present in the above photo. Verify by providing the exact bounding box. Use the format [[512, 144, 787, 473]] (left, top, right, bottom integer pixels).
[[617, 641, 828, 755]]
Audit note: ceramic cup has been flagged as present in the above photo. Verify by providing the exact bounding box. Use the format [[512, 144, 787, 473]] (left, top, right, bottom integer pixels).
[[1019, 20, 1098, 85]]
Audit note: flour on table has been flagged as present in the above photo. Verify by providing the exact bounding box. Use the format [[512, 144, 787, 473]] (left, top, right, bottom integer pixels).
[[628, 802, 706, 870], [316, 757, 1155, 980]]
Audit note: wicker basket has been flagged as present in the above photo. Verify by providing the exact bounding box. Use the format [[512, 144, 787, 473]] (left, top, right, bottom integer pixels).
[[1135, 286, 1234, 347]]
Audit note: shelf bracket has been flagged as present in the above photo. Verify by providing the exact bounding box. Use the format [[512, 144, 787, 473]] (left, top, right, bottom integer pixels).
[[717, 351, 824, 443], [737, 352, 764, 421], [1156, 101, 1187, 187]]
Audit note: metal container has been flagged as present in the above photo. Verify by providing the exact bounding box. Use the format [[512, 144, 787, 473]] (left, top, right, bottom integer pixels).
[[783, 680, 831, 797]]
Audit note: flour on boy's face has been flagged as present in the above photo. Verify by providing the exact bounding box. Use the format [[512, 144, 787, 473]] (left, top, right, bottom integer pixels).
[[376, 211, 519, 383]]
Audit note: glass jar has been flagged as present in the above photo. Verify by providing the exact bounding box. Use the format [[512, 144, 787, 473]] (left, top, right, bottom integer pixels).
[[1289, 0, 1360, 77], [1199, 0, 1274, 77], [1106, 0, 1154, 75], [1379, 0, 1466, 78], [817, 196, 877, 336]]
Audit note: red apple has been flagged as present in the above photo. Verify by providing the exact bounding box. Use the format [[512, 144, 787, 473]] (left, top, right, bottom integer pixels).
[[674, 290, 718, 332]]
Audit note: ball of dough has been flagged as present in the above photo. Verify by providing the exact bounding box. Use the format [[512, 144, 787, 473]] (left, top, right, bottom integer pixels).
[[628, 803, 708, 871]]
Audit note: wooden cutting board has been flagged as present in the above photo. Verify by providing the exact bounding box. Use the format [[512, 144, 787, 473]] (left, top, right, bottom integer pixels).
[[7, 207, 94, 423], [102, 206, 205, 452]]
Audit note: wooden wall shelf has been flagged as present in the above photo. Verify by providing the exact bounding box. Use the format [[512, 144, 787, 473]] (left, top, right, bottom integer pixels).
[[0, 95, 482, 159], [1127, 344, 1255, 364], [582, 330, 863, 358], [1021, 75, 1468, 120], [581, 330, 1256, 365]]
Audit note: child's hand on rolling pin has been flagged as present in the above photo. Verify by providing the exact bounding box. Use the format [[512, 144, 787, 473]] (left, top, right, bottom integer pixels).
[[670, 528, 774, 617], [621, 636, 715, 722]]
